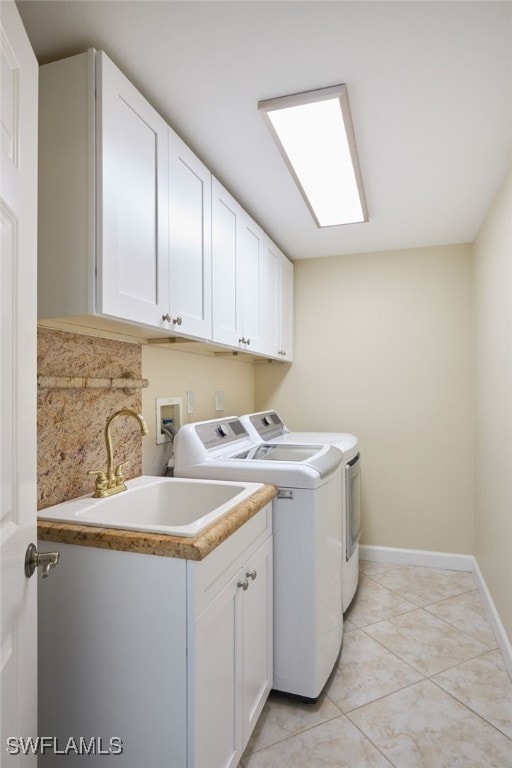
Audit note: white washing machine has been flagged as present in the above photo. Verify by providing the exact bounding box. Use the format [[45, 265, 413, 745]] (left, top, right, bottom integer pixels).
[[174, 417, 344, 700], [241, 411, 361, 612]]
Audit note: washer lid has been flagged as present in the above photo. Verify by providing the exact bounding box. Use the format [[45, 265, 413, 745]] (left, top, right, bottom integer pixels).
[[226, 443, 343, 480], [233, 444, 323, 462], [240, 412, 358, 459], [271, 431, 359, 459]]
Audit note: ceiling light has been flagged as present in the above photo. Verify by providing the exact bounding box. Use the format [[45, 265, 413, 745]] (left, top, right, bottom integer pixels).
[[258, 84, 368, 228]]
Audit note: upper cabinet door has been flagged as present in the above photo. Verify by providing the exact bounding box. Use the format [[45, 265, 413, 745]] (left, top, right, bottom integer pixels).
[[96, 51, 170, 328], [261, 238, 281, 358], [239, 214, 265, 353], [169, 129, 212, 340], [278, 254, 294, 361], [212, 178, 242, 347], [260, 237, 294, 361]]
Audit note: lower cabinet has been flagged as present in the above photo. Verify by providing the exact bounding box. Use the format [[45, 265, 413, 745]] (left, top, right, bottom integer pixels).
[[193, 535, 273, 767], [38, 504, 272, 768]]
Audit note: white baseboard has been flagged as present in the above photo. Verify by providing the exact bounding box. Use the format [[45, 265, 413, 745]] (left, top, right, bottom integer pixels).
[[359, 544, 474, 572], [359, 544, 512, 679], [472, 558, 512, 680]]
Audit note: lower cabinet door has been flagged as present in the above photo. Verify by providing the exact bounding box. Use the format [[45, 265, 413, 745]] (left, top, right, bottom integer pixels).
[[191, 534, 273, 767], [242, 536, 273, 748], [193, 574, 243, 768]]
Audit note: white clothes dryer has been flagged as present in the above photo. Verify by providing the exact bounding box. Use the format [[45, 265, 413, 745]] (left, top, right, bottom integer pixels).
[[174, 417, 344, 700], [241, 411, 361, 612]]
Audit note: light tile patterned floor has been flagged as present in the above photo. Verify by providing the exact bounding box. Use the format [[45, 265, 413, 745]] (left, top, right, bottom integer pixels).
[[241, 560, 512, 768]]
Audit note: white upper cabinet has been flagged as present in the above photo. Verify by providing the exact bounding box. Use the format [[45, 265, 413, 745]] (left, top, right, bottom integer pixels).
[[260, 238, 281, 358], [212, 178, 242, 347], [278, 252, 294, 361], [212, 178, 294, 360], [212, 180, 266, 356], [38, 48, 293, 357], [260, 236, 294, 361], [97, 52, 170, 328], [168, 130, 212, 339], [238, 214, 265, 353], [38, 49, 171, 334]]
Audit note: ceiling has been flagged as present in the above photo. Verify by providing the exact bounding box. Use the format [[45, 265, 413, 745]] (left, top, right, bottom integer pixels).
[[16, 1, 512, 261]]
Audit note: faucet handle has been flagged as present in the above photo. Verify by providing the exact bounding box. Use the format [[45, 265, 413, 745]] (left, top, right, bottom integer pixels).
[[88, 469, 107, 479], [87, 469, 108, 498], [115, 461, 130, 484]]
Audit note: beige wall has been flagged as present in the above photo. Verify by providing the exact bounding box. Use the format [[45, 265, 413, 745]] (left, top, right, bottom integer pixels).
[[255, 244, 474, 554], [473, 171, 512, 641], [142, 345, 255, 475]]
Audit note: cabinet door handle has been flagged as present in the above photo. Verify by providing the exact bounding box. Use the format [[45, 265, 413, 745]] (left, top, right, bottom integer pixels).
[[246, 570, 257, 581], [162, 313, 171, 323], [237, 579, 249, 591], [172, 316, 183, 326]]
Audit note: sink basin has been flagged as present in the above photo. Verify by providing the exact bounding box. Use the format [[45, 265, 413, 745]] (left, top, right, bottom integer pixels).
[[38, 476, 264, 537]]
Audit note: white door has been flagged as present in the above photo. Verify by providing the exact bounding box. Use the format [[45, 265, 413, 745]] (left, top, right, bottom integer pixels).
[[0, 0, 38, 763], [98, 50, 170, 329], [242, 536, 273, 748], [261, 238, 280, 358], [211, 177, 242, 348], [278, 254, 294, 361], [169, 128, 212, 340], [239, 214, 264, 353], [193, 576, 242, 768]]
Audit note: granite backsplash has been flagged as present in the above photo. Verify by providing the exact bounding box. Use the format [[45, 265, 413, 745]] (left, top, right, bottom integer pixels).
[[37, 328, 145, 509]]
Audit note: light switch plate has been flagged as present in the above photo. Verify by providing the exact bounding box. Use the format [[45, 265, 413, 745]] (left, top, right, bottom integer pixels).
[[215, 391, 224, 411]]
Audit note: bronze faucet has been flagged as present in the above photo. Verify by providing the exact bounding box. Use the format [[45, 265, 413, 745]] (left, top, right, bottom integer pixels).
[[88, 409, 148, 498]]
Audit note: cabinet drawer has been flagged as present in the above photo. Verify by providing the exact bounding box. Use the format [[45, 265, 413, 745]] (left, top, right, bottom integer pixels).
[[190, 503, 272, 617]]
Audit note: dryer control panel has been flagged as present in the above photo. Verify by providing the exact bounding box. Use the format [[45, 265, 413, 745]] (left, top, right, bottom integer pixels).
[[247, 411, 285, 441], [195, 418, 249, 450]]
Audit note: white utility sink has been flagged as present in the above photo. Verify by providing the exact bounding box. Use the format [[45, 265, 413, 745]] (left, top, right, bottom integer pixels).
[[38, 476, 264, 537]]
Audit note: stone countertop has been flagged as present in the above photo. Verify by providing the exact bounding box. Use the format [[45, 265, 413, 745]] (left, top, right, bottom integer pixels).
[[37, 484, 277, 561]]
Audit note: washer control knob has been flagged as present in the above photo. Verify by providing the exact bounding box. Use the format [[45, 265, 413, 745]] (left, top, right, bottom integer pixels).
[[216, 424, 229, 438]]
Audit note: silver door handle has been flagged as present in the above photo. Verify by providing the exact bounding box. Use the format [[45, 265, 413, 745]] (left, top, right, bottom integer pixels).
[[237, 579, 249, 591], [246, 570, 257, 581], [25, 543, 60, 579]]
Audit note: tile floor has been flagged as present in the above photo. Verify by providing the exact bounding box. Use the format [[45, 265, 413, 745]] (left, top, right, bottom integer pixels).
[[241, 560, 512, 768]]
